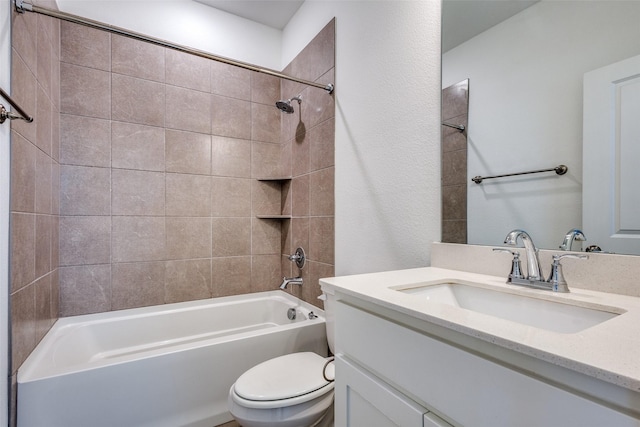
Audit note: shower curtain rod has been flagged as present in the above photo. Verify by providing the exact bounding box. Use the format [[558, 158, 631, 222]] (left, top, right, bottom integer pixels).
[[15, 0, 334, 95]]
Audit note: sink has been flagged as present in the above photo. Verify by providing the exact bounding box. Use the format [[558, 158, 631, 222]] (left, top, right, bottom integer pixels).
[[396, 282, 621, 334]]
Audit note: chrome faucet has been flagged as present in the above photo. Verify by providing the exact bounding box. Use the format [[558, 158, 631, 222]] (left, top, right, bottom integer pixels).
[[504, 229, 544, 281], [559, 228, 586, 251], [497, 229, 588, 292], [279, 276, 303, 290]]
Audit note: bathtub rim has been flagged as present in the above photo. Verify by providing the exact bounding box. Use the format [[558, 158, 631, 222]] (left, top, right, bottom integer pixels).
[[18, 290, 325, 383]]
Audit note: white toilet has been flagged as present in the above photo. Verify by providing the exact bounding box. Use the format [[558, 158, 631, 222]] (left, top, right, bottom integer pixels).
[[228, 288, 336, 427]]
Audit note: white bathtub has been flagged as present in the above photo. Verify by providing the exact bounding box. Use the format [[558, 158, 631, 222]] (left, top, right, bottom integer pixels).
[[17, 291, 327, 427]]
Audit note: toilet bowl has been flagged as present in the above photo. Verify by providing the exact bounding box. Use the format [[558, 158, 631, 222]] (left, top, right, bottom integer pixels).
[[228, 288, 336, 427]]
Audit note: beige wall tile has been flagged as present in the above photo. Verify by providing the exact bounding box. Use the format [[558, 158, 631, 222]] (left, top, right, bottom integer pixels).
[[36, 23, 53, 98], [35, 85, 52, 155], [309, 217, 334, 265], [166, 85, 211, 134], [289, 19, 335, 84], [309, 118, 335, 172], [212, 256, 251, 297], [11, 53, 37, 143], [291, 175, 309, 217], [60, 165, 111, 215], [165, 259, 212, 303], [252, 73, 280, 105], [10, 131, 36, 213], [112, 216, 165, 263], [251, 142, 285, 178], [291, 217, 310, 254], [166, 49, 210, 92], [59, 216, 111, 266], [112, 74, 164, 127], [60, 62, 110, 119], [211, 136, 251, 178], [11, 10, 37, 74], [35, 149, 52, 214], [210, 61, 251, 100], [292, 130, 310, 177], [252, 103, 281, 144], [112, 121, 165, 171], [112, 35, 164, 82], [166, 174, 211, 216], [11, 284, 36, 373], [59, 265, 111, 316], [211, 95, 251, 139], [442, 149, 467, 186], [251, 180, 282, 217], [35, 215, 53, 278], [166, 217, 211, 260], [300, 70, 334, 130], [112, 169, 165, 216], [251, 218, 281, 255], [250, 255, 281, 293], [212, 217, 251, 256], [10, 213, 35, 292], [306, 261, 334, 308], [60, 21, 110, 71], [35, 273, 53, 342], [309, 167, 334, 216], [165, 129, 211, 175], [212, 177, 251, 217], [112, 262, 165, 310], [60, 114, 111, 167]]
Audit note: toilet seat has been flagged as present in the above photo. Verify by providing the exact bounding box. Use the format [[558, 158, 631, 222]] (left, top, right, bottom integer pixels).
[[231, 352, 334, 409]]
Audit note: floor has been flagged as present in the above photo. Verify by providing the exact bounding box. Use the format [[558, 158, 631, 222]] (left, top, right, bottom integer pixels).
[[217, 421, 240, 427]]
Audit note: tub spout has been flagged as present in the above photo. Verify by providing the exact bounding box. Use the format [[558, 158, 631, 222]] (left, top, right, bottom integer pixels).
[[279, 276, 303, 289]]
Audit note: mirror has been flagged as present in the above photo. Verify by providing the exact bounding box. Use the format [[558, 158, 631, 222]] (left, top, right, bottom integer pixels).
[[442, 0, 640, 254]]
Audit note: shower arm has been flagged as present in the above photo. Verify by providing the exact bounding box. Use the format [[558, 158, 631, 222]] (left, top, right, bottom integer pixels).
[[15, 0, 335, 95]]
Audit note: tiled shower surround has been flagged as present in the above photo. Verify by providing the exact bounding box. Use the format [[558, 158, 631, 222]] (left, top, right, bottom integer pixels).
[[9, 7, 334, 422], [56, 19, 335, 316]]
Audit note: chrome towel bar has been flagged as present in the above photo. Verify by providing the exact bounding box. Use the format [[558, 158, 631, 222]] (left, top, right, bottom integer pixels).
[[472, 164, 568, 184], [0, 87, 33, 124]]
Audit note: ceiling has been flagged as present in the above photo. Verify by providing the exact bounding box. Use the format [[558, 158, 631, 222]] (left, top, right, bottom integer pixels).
[[193, 0, 538, 49], [193, 0, 305, 29], [442, 0, 539, 52]]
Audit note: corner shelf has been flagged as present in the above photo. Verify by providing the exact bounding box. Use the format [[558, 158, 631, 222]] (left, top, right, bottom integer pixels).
[[255, 177, 292, 220]]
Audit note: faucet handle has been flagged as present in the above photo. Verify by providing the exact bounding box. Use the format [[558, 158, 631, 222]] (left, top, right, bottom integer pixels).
[[493, 248, 525, 281], [547, 254, 588, 292]]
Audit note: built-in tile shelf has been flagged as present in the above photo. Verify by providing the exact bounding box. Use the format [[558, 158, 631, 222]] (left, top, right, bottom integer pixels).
[[255, 177, 292, 220]]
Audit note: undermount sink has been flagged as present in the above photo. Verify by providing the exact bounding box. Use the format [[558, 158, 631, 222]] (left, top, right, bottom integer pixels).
[[396, 281, 622, 334]]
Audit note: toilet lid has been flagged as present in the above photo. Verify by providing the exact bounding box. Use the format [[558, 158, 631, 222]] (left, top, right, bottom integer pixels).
[[234, 352, 332, 401]]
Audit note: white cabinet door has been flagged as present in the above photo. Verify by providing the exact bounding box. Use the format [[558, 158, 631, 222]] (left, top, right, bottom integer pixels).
[[583, 54, 640, 254], [335, 355, 429, 427]]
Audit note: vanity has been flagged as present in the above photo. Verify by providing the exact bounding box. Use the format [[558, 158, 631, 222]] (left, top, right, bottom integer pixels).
[[321, 244, 640, 426]]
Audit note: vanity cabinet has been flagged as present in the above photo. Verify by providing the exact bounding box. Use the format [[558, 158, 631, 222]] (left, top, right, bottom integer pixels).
[[334, 299, 640, 426], [335, 355, 451, 427]]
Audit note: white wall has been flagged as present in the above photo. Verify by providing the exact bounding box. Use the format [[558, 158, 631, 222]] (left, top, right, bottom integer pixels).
[[442, 1, 640, 250], [57, 0, 283, 69], [1, 0, 11, 423], [284, 1, 442, 275], [55, 0, 444, 276]]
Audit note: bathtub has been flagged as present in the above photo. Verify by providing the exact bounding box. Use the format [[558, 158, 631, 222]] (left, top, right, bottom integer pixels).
[[17, 291, 327, 427]]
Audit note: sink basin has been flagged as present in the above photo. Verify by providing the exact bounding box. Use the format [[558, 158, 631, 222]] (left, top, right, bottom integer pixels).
[[397, 282, 621, 334]]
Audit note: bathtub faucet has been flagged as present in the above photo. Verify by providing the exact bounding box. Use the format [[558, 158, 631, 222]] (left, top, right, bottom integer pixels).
[[279, 276, 303, 290]]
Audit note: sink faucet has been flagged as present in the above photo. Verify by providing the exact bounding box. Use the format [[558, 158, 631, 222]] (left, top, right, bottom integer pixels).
[[504, 229, 544, 281], [559, 228, 586, 251], [497, 229, 588, 292], [279, 276, 303, 290]]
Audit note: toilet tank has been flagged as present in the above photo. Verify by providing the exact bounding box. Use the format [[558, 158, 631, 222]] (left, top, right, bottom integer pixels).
[[319, 285, 335, 355]]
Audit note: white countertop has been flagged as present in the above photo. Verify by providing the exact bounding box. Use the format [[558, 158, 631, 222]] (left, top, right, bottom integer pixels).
[[320, 267, 640, 392]]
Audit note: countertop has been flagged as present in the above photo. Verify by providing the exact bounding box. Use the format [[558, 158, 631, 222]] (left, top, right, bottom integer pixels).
[[320, 267, 640, 393]]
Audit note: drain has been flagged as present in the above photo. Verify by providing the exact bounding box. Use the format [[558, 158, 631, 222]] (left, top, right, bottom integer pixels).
[[287, 308, 297, 320]]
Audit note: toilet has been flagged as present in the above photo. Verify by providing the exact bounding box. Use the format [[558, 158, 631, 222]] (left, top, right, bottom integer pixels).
[[227, 288, 336, 427]]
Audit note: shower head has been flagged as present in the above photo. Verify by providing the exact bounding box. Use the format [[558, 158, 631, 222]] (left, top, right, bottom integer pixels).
[[275, 96, 302, 114]]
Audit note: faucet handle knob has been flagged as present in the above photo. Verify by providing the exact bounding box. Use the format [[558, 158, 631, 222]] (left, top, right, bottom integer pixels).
[[548, 254, 588, 293], [493, 248, 524, 281]]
